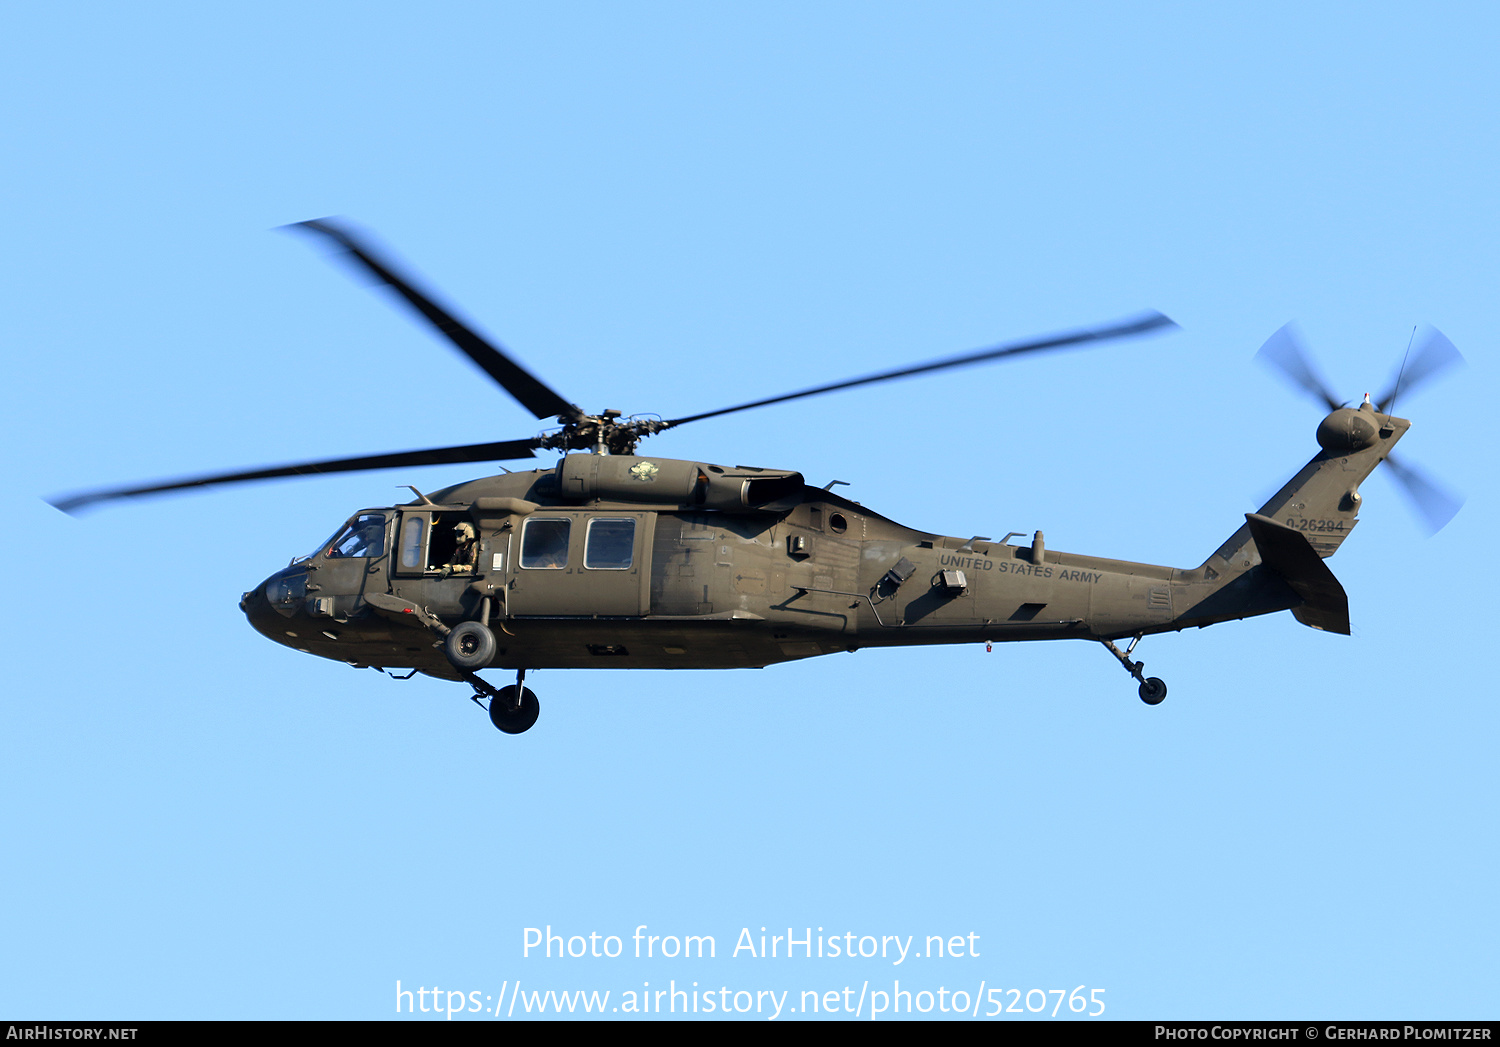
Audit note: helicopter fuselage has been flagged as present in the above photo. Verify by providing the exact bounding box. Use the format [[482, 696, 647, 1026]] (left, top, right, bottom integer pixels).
[[239, 447, 1329, 680]]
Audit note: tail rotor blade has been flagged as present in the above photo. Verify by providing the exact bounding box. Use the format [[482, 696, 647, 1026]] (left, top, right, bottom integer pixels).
[[1375, 326, 1464, 413], [1255, 322, 1341, 410], [1384, 452, 1464, 535]]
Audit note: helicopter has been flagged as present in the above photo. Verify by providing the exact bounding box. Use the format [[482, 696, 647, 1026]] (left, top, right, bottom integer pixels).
[[50, 220, 1464, 734]]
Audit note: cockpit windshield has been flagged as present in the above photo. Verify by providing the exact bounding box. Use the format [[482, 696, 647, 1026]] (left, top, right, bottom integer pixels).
[[314, 512, 388, 559]]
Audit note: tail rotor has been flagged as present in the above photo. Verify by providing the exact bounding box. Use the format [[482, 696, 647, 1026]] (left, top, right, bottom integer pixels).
[[1255, 322, 1465, 535]]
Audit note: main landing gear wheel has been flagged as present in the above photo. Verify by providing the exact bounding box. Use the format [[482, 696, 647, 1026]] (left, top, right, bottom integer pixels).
[[445, 620, 496, 670], [489, 685, 540, 734], [1138, 677, 1168, 705]]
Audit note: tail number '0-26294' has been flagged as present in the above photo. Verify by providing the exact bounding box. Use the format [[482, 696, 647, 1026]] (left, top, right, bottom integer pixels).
[[1287, 518, 1347, 533]]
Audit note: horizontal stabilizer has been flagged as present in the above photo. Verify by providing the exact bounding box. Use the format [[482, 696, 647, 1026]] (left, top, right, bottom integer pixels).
[[1244, 514, 1350, 634]]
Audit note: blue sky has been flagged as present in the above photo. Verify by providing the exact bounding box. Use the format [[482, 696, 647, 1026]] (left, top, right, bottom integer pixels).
[[3, 2, 1495, 1021]]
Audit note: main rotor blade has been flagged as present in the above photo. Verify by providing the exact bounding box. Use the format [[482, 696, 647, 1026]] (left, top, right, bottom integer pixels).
[[1255, 322, 1341, 411], [661, 311, 1178, 429], [291, 219, 583, 423], [1384, 452, 1464, 535], [1375, 326, 1464, 414], [49, 439, 540, 514]]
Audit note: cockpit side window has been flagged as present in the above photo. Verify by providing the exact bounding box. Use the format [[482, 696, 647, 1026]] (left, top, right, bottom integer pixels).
[[326, 512, 388, 558]]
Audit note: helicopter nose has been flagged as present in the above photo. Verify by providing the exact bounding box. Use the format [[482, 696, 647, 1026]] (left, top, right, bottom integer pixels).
[[240, 581, 280, 639], [241, 570, 305, 645]]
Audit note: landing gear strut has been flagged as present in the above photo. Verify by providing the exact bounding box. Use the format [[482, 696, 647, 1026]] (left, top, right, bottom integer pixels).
[[1099, 635, 1168, 705], [463, 667, 541, 734]]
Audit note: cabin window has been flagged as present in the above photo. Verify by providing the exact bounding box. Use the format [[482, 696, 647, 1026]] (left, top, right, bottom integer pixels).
[[520, 518, 571, 569], [584, 518, 635, 570], [326, 513, 387, 558]]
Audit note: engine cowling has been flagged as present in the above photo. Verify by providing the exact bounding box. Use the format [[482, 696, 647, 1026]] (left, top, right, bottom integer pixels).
[[554, 454, 803, 511]]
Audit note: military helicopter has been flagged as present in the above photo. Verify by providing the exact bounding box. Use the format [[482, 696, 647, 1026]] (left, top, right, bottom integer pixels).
[[50, 220, 1463, 734]]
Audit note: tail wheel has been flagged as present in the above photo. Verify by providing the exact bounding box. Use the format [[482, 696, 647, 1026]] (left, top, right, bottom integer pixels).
[[489, 686, 540, 734], [1138, 677, 1167, 705]]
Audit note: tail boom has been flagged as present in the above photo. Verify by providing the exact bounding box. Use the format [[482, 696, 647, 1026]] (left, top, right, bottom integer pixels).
[[1171, 402, 1408, 634]]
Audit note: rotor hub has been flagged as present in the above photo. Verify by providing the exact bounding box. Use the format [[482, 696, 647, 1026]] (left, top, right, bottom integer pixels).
[[536, 412, 671, 456]]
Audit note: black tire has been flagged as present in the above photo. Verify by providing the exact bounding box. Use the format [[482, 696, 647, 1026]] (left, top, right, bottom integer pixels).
[[489, 685, 540, 734], [445, 621, 497, 670], [1138, 677, 1168, 705]]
